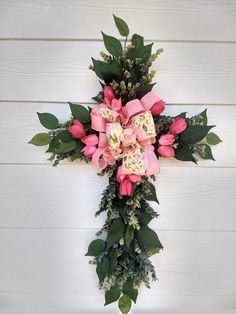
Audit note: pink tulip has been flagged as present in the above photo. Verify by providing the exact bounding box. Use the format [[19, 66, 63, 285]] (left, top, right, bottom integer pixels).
[[150, 99, 165, 116], [157, 145, 175, 158], [158, 134, 175, 146], [169, 117, 187, 135], [81, 134, 99, 146], [119, 178, 132, 196], [103, 86, 115, 102], [81, 145, 97, 158], [68, 120, 86, 139]]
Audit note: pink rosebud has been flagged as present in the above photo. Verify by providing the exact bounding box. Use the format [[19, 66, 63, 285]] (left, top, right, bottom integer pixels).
[[169, 117, 187, 135], [68, 120, 86, 139], [150, 99, 165, 116], [81, 134, 99, 146], [103, 86, 115, 102], [157, 145, 175, 158], [158, 134, 175, 146], [81, 145, 97, 158], [119, 178, 132, 196]]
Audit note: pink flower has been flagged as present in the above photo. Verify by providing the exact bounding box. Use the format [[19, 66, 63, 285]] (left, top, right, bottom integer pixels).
[[157, 145, 175, 158], [150, 99, 165, 116], [81, 145, 97, 158], [81, 134, 99, 146], [169, 117, 187, 135], [68, 120, 86, 139], [104, 86, 115, 103], [158, 134, 175, 146], [116, 166, 141, 196]]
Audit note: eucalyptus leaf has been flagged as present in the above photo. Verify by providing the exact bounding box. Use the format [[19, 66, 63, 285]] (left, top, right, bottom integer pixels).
[[102, 32, 123, 56], [143, 181, 159, 204], [118, 295, 132, 314], [85, 239, 105, 256], [37, 112, 59, 130], [68, 103, 90, 124], [113, 15, 129, 37], [28, 133, 51, 146], [105, 285, 121, 305], [206, 132, 222, 145]]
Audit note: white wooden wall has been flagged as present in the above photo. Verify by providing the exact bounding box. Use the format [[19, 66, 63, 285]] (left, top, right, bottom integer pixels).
[[0, 1, 236, 313]]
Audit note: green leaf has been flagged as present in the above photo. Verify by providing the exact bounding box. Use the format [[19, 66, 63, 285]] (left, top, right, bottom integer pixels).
[[68, 103, 90, 124], [136, 83, 156, 98], [123, 281, 138, 303], [102, 32, 123, 57], [96, 257, 109, 282], [108, 247, 118, 274], [176, 112, 187, 119], [174, 143, 196, 164], [136, 226, 163, 250], [198, 144, 215, 161], [149, 247, 162, 255], [131, 34, 144, 49], [118, 295, 132, 314], [206, 132, 222, 145], [127, 43, 153, 63], [143, 181, 159, 204], [113, 15, 129, 37], [200, 109, 208, 126], [56, 130, 73, 142], [74, 141, 85, 158], [92, 58, 122, 83], [138, 211, 154, 226], [124, 225, 134, 247], [28, 133, 51, 146], [181, 125, 215, 144], [105, 285, 121, 305], [37, 112, 59, 130], [46, 137, 60, 152], [106, 218, 125, 248], [85, 239, 106, 256], [55, 141, 76, 153]]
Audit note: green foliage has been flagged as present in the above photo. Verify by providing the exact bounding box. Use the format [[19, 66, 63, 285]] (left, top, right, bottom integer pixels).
[[181, 125, 215, 144], [106, 218, 125, 247], [123, 281, 138, 303], [174, 143, 196, 164], [105, 285, 121, 305], [136, 226, 163, 250], [198, 144, 215, 160], [108, 247, 118, 274], [56, 130, 73, 142], [37, 112, 59, 129], [124, 225, 134, 247], [55, 141, 76, 153], [85, 239, 106, 256], [127, 43, 153, 63], [96, 257, 110, 282], [92, 58, 122, 83], [206, 132, 222, 145], [74, 141, 84, 158], [131, 34, 144, 49], [118, 295, 132, 314], [200, 109, 208, 125], [102, 32, 123, 57], [136, 83, 156, 98], [138, 211, 154, 226], [68, 102, 90, 124], [113, 15, 129, 37], [29, 133, 51, 146], [143, 181, 159, 204]]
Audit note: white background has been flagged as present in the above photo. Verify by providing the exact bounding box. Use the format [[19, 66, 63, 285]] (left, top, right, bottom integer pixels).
[[0, 1, 236, 313]]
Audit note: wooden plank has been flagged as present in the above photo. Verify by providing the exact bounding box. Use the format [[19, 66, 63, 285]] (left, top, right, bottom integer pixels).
[[0, 229, 235, 296], [0, 165, 235, 231], [0, 294, 235, 314], [0, 103, 233, 167], [0, 0, 236, 41], [0, 42, 235, 103]]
